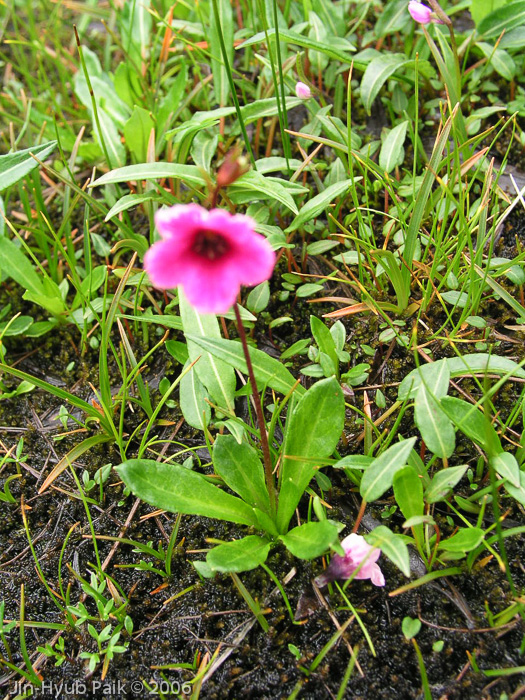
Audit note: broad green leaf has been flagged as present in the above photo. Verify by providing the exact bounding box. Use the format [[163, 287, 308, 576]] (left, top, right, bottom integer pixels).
[[207, 535, 271, 573], [310, 316, 338, 375], [186, 334, 304, 397], [365, 525, 411, 577], [117, 460, 258, 527], [213, 435, 270, 513], [414, 384, 455, 459], [179, 292, 236, 415], [179, 360, 211, 431], [399, 354, 525, 400], [477, 1, 525, 39], [476, 42, 516, 80], [0, 237, 45, 297], [393, 466, 424, 527], [276, 377, 344, 533], [375, 0, 411, 36], [439, 527, 485, 552], [402, 617, 421, 640], [120, 0, 152, 65], [93, 108, 126, 169], [440, 397, 502, 456], [191, 130, 219, 172], [0, 141, 57, 191], [470, 0, 507, 26], [209, 0, 233, 107], [91, 163, 206, 188], [425, 465, 468, 503], [504, 470, 525, 505], [124, 106, 155, 162], [105, 193, 163, 221], [246, 281, 270, 313], [280, 520, 341, 559], [489, 452, 520, 488], [231, 171, 298, 214], [360, 437, 417, 502], [379, 120, 409, 173], [361, 54, 411, 114], [332, 455, 374, 470], [286, 179, 355, 233]]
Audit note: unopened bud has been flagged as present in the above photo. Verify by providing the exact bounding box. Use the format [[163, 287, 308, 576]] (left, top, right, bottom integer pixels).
[[216, 151, 248, 188]]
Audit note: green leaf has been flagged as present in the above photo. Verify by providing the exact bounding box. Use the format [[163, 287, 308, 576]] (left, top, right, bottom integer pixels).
[[489, 452, 520, 488], [375, 0, 411, 36], [439, 527, 485, 553], [179, 360, 211, 431], [209, 0, 233, 107], [276, 377, 344, 533], [310, 316, 338, 375], [231, 171, 298, 214], [425, 465, 468, 503], [0, 141, 57, 191], [117, 460, 258, 527], [402, 616, 421, 640], [238, 27, 356, 64], [213, 435, 270, 513], [286, 179, 355, 233], [504, 470, 525, 505], [186, 334, 304, 397], [360, 437, 417, 502], [105, 193, 163, 221], [365, 526, 411, 577], [124, 106, 155, 162], [280, 520, 341, 559], [414, 384, 455, 459], [476, 41, 516, 80], [478, 1, 525, 39], [399, 354, 525, 400], [361, 54, 411, 114], [206, 535, 271, 573], [379, 120, 409, 173], [393, 466, 424, 528], [179, 292, 236, 414], [90, 163, 206, 188], [440, 397, 502, 456], [246, 281, 270, 313], [0, 236, 45, 297]]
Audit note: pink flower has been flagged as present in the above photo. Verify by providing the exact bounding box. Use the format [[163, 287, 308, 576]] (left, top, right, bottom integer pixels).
[[144, 204, 276, 314], [314, 533, 385, 588], [408, 1, 433, 23], [295, 81, 311, 99]]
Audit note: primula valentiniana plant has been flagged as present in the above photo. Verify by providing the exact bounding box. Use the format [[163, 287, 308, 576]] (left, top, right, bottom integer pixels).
[[314, 533, 385, 588], [144, 204, 275, 315]]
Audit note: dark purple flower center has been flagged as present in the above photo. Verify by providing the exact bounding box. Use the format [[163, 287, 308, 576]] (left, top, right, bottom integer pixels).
[[192, 229, 230, 261]]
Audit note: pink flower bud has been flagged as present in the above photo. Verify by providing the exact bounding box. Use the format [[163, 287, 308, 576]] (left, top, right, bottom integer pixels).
[[408, 0, 433, 24], [295, 81, 311, 100]]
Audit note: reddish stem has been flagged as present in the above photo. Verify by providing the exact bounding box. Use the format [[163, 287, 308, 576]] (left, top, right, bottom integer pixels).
[[233, 303, 277, 515]]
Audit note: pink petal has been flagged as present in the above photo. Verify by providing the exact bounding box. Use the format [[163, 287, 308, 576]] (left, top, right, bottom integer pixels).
[[154, 203, 206, 240], [179, 258, 241, 314], [144, 238, 192, 289], [370, 564, 386, 587]]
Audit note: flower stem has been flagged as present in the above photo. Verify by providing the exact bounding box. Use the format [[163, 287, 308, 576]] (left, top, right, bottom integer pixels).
[[233, 303, 277, 515]]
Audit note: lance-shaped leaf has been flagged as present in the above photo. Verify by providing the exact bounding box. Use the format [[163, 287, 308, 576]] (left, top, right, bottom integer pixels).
[[276, 377, 344, 533], [360, 437, 417, 502]]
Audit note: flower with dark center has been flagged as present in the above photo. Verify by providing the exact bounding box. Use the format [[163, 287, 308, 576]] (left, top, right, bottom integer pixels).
[[144, 204, 276, 314]]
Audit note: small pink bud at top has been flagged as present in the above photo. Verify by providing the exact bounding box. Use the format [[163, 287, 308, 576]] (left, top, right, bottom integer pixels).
[[295, 81, 311, 100], [408, 0, 433, 23]]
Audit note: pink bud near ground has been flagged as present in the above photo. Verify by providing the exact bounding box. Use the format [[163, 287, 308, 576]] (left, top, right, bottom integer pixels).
[[295, 81, 311, 99], [408, 0, 433, 24], [314, 533, 385, 588], [144, 204, 276, 315]]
